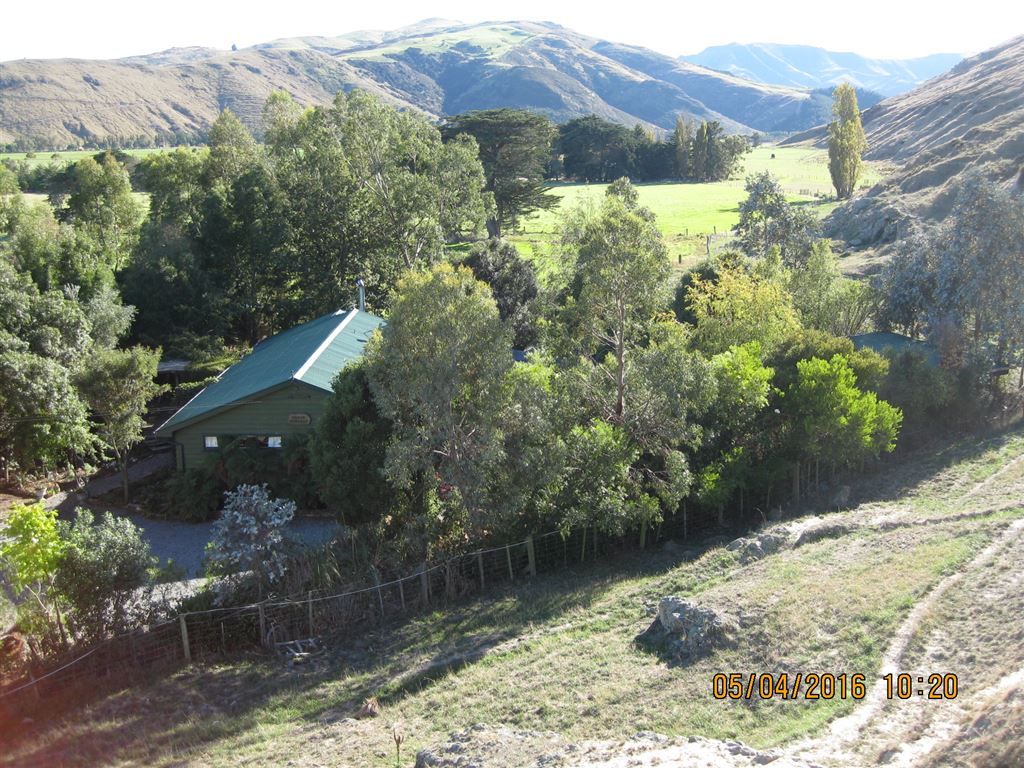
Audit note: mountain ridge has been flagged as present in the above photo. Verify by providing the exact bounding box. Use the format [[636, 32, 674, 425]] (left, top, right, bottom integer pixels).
[[0, 20, 959, 151], [683, 42, 962, 96]]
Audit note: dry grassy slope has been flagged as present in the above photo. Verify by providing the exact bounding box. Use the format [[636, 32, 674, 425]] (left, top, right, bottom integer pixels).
[[0, 48, 419, 149], [1, 20, 828, 149], [784, 34, 1024, 253], [4, 428, 1024, 768]]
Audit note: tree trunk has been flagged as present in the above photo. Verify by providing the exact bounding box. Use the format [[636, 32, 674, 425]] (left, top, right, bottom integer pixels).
[[792, 463, 800, 506], [485, 217, 501, 239], [121, 456, 130, 505], [614, 302, 626, 423]]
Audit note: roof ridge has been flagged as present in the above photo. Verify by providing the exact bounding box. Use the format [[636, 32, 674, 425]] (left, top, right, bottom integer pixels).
[[293, 309, 359, 382]]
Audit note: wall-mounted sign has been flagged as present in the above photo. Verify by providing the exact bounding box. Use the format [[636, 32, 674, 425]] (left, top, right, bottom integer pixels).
[[288, 413, 311, 425]]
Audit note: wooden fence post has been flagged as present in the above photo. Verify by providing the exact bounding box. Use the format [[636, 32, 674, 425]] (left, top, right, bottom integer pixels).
[[307, 592, 314, 638], [420, 564, 429, 606], [580, 527, 587, 563], [398, 578, 406, 611], [258, 604, 266, 648], [640, 521, 647, 550], [374, 574, 385, 623], [477, 550, 485, 590], [28, 670, 41, 703], [179, 614, 191, 663], [505, 544, 514, 581], [526, 536, 536, 578]]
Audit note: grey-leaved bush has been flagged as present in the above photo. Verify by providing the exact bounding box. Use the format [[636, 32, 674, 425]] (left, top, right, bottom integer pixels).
[[206, 484, 296, 598]]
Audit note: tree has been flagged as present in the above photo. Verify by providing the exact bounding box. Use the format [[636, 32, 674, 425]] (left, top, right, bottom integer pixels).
[[261, 90, 488, 321], [827, 84, 867, 200], [82, 282, 136, 350], [0, 502, 68, 647], [138, 147, 207, 237], [695, 343, 774, 523], [788, 354, 901, 470], [55, 509, 157, 643], [64, 153, 144, 271], [874, 175, 1024, 372], [672, 116, 694, 179], [788, 240, 873, 336], [309, 362, 396, 527], [206, 484, 296, 598], [690, 121, 749, 182], [76, 346, 167, 503], [735, 172, 818, 265], [204, 110, 261, 190], [364, 263, 513, 541], [0, 351, 94, 479], [549, 418, 643, 535], [686, 263, 801, 357], [442, 109, 558, 237], [332, 91, 487, 268], [557, 116, 635, 182], [463, 239, 540, 349], [0, 260, 94, 478], [555, 182, 713, 526], [558, 181, 670, 422]]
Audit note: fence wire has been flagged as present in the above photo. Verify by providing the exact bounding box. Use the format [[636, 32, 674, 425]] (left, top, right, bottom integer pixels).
[[0, 523, 672, 722]]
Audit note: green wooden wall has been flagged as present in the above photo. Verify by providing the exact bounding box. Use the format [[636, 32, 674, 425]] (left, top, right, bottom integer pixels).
[[172, 382, 329, 470]]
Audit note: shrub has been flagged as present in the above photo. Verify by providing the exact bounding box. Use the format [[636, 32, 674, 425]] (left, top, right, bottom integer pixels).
[[206, 484, 295, 598], [55, 508, 158, 643], [159, 467, 222, 521], [879, 350, 956, 442], [0, 502, 67, 650], [217, 435, 319, 510]]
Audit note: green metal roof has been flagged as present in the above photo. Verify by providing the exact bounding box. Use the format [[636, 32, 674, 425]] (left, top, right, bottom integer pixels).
[[155, 309, 384, 436], [850, 332, 940, 367]]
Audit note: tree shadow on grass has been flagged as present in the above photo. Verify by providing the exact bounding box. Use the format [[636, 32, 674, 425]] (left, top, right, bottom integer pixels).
[[846, 424, 1024, 509]]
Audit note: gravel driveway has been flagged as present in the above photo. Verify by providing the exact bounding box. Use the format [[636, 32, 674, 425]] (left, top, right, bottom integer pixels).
[[39, 454, 343, 577], [116, 514, 343, 577]]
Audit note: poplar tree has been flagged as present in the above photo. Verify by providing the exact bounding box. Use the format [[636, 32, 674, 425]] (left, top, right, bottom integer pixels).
[[827, 84, 867, 200]]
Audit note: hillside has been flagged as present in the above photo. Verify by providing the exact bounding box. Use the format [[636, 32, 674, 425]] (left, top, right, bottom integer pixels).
[[784, 35, 1024, 254], [4, 427, 1024, 767], [4, 20, 876, 150], [684, 43, 961, 97]]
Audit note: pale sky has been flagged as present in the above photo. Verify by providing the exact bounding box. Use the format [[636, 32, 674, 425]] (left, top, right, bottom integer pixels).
[[2, 0, 1021, 61]]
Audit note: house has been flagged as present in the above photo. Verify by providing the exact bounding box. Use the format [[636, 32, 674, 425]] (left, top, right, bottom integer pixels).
[[849, 332, 940, 367], [155, 309, 384, 470]]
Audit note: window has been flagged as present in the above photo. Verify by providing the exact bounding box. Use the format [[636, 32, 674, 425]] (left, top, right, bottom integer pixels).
[[267, 436, 283, 449], [203, 436, 219, 450]]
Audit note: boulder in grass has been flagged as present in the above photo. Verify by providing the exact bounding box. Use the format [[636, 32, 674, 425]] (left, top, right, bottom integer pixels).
[[638, 597, 739, 663]]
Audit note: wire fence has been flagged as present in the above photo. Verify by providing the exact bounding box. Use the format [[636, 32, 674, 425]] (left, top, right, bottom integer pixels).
[[0, 508, 709, 724]]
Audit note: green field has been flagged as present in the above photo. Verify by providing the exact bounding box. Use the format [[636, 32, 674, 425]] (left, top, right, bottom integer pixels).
[[511, 145, 895, 270], [0, 147, 179, 168]]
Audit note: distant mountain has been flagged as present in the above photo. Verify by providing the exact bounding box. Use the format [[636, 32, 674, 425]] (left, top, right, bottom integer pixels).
[[2, 20, 876, 150], [684, 43, 962, 97], [784, 35, 1024, 255]]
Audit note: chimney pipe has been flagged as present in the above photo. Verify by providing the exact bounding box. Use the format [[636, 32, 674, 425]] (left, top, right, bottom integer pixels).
[[356, 278, 365, 312]]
